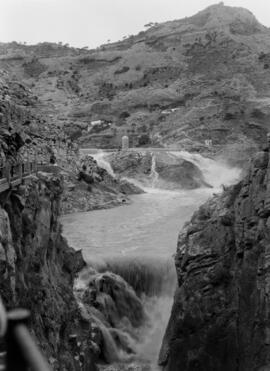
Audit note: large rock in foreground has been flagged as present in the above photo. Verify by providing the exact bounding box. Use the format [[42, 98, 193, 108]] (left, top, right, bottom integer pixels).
[[160, 147, 270, 370]]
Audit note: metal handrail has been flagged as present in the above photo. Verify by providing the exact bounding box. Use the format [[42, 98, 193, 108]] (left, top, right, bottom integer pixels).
[[6, 310, 51, 371], [0, 300, 51, 371], [0, 161, 41, 192]]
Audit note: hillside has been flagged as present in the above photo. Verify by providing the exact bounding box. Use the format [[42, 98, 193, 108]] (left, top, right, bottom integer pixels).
[[2, 3, 270, 164]]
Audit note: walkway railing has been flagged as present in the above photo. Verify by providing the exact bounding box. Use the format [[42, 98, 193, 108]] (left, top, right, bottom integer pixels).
[[0, 161, 41, 193]]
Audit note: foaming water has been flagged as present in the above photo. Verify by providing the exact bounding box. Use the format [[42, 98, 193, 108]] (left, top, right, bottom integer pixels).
[[92, 151, 115, 177], [90, 256, 176, 297], [62, 188, 214, 370], [150, 154, 159, 188], [170, 151, 242, 188], [75, 257, 176, 371], [62, 151, 242, 370]]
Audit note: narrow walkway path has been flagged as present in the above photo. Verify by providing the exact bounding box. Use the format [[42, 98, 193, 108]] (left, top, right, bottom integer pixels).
[[0, 161, 46, 193]]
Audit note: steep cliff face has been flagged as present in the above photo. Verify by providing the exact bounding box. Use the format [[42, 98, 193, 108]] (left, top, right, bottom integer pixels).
[[160, 143, 270, 370], [0, 172, 99, 370]]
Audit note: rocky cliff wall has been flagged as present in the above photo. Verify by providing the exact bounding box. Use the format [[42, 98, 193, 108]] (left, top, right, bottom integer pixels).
[[0, 171, 98, 370], [160, 143, 270, 370]]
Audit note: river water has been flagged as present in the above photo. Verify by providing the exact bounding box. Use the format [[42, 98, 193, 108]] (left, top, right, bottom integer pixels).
[[61, 151, 242, 370]]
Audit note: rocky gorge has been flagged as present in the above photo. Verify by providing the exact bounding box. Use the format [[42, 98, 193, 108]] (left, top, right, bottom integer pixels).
[[0, 171, 94, 370], [2, 2, 270, 371], [0, 164, 150, 370]]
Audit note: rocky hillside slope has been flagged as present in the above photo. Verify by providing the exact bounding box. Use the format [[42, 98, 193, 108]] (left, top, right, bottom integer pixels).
[[60, 154, 143, 214], [1, 3, 270, 164], [160, 137, 270, 370]]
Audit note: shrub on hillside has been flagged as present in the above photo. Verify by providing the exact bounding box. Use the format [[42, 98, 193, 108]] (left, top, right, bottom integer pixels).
[[114, 66, 130, 74], [138, 134, 150, 146]]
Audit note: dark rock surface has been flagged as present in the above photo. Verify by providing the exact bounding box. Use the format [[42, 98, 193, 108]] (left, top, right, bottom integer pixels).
[[0, 172, 98, 370], [109, 151, 211, 189], [160, 144, 270, 370], [75, 267, 147, 364], [108, 151, 152, 179], [61, 154, 143, 214], [155, 153, 212, 189]]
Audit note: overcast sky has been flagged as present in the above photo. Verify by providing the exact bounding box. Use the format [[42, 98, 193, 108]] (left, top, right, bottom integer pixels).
[[1, 0, 270, 48]]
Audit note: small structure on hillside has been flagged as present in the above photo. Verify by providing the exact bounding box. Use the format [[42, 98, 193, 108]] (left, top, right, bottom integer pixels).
[[87, 120, 103, 132], [122, 135, 129, 151], [205, 139, 213, 147]]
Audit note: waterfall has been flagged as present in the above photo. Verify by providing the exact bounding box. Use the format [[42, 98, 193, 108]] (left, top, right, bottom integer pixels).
[[95, 256, 176, 297], [74, 256, 176, 370], [169, 150, 241, 189], [76, 299, 121, 363], [92, 151, 115, 177], [65, 149, 243, 370], [149, 154, 159, 188]]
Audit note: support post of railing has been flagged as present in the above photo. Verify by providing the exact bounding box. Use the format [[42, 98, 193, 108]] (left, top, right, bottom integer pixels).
[[18, 163, 22, 181], [6, 309, 51, 371], [5, 164, 10, 185], [6, 309, 29, 371]]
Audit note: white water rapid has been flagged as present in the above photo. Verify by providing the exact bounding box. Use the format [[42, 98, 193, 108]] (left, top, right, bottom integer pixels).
[[62, 150, 242, 371], [149, 154, 159, 188], [91, 150, 115, 177]]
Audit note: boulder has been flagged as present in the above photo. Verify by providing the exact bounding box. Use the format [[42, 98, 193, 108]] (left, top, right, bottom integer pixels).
[[156, 160, 212, 189]]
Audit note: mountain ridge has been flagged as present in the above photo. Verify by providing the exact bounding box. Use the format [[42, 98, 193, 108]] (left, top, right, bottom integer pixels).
[[1, 3, 270, 166]]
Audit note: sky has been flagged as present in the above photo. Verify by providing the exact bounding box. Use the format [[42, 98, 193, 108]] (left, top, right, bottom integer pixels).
[[1, 0, 270, 49]]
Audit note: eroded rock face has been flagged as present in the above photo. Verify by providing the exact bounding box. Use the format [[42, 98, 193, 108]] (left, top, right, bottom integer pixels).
[[108, 151, 152, 179], [155, 153, 211, 189], [61, 154, 143, 214], [81, 271, 146, 329], [160, 146, 270, 371], [0, 172, 99, 370], [74, 268, 146, 363], [0, 208, 16, 301]]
